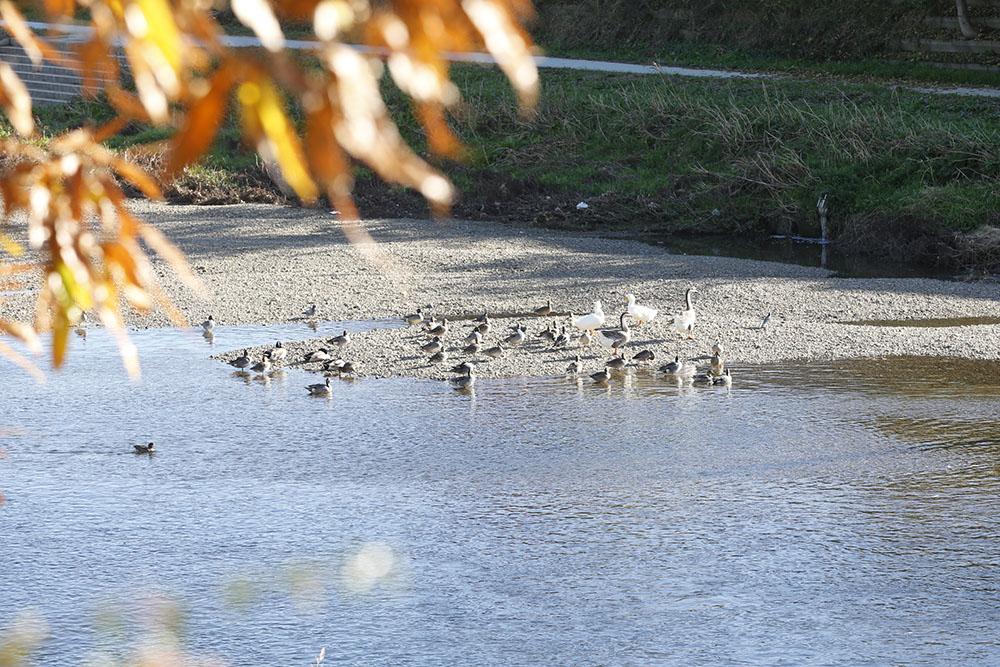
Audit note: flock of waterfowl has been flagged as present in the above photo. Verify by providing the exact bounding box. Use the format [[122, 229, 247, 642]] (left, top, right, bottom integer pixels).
[[392, 287, 734, 390], [213, 289, 743, 395]]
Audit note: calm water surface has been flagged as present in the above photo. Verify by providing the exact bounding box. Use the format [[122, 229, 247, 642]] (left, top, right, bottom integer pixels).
[[2, 322, 999, 665]]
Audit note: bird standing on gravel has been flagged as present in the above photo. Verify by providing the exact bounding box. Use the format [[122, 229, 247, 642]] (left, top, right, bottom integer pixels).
[[482, 344, 504, 359], [328, 330, 351, 349], [760, 313, 772, 330], [504, 325, 526, 346], [669, 288, 697, 339], [427, 319, 448, 337], [422, 337, 444, 355], [625, 294, 658, 327], [303, 304, 317, 317], [534, 299, 552, 316], [404, 308, 424, 325], [553, 326, 569, 348]]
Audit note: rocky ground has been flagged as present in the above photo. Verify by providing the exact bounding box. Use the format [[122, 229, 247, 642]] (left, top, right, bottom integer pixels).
[[4, 200, 1000, 379]]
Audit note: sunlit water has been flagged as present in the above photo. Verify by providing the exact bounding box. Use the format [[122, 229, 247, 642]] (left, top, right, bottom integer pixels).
[[2, 322, 1000, 665]]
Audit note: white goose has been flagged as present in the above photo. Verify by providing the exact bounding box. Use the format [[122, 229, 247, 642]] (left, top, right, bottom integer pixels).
[[625, 294, 657, 326], [571, 301, 606, 334], [670, 288, 698, 339]]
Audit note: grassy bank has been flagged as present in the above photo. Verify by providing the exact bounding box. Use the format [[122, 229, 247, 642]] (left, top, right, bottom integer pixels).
[[17, 63, 1000, 272]]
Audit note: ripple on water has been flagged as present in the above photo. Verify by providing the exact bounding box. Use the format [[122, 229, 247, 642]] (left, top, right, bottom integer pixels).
[[2, 325, 1000, 664]]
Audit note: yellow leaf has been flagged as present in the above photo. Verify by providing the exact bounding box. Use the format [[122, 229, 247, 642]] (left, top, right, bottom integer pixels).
[[107, 155, 163, 200], [0, 62, 34, 137], [0, 234, 23, 255], [242, 76, 318, 202], [52, 310, 68, 368], [165, 67, 234, 178]]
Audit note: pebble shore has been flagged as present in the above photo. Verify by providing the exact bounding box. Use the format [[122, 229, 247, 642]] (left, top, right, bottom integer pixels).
[[4, 200, 1000, 379]]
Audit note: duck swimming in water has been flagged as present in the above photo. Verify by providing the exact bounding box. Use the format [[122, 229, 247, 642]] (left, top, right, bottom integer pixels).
[[133, 442, 155, 454], [306, 377, 332, 395]]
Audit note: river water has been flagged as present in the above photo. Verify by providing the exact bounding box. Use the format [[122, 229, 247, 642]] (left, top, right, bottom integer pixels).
[[2, 321, 999, 665]]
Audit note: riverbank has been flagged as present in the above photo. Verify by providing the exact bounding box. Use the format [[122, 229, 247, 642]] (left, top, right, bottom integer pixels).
[[28, 61, 1000, 272], [7, 201, 997, 379]]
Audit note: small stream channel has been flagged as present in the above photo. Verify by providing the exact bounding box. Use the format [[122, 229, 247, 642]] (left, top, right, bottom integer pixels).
[[2, 320, 999, 664]]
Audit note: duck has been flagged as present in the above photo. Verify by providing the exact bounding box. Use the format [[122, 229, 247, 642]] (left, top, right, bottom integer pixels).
[[571, 301, 606, 334], [306, 377, 332, 395], [427, 319, 448, 337], [338, 361, 357, 376], [270, 341, 287, 363], [463, 330, 483, 346], [552, 326, 569, 348], [421, 337, 444, 355], [504, 324, 526, 346], [250, 353, 271, 374], [451, 361, 474, 374], [475, 316, 492, 335], [450, 366, 475, 390], [632, 349, 655, 363], [566, 354, 582, 374], [429, 350, 448, 364], [590, 366, 612, 383], [659, 355, 695, 378], [403, 308, 424, 325], [133, 442, 155, 454], [228, 349, 251, 369], [711, 353, 724, 376], [625, 294, 658, 326], [463, 342, 480, 355], [534, 299, 552, 316], [538, 325, 555, 343], [201, 315, 215, 333], [712, 342, 724, 356], [596, 312, 631, 356], [669, 287, 698, 339], [303, 304, 317, 318], [328, 330, 351, 349], [713, 369, 733, 386], [692, 371, 713, 384], [579, 330, 592, 346], [474, 311, 489, 323], [482, 344, 504, 359], [304, 348, 332, 362], [606, 356, 627, 371]]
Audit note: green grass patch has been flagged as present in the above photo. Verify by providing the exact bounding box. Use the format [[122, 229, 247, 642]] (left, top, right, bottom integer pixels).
[[7, 62, 1000, 265]]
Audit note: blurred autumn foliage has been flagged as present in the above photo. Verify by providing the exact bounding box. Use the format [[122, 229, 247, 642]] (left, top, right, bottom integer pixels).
[[0, 0, 538, 378]]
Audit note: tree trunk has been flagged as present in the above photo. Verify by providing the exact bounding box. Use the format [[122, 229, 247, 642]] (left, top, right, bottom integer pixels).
[[956, 0, 979, 40]]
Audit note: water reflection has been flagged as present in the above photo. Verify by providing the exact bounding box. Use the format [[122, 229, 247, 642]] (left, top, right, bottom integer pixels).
[[1, 325, 1000, 664]]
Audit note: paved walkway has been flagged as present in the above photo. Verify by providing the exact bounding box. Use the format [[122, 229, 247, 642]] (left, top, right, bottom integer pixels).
[[7, 19, 1000, 97]]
